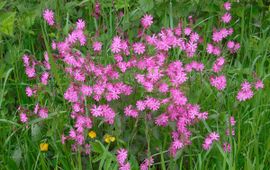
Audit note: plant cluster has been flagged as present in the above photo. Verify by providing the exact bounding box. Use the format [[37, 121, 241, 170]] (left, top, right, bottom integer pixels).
[[18, 1, 263, 169]]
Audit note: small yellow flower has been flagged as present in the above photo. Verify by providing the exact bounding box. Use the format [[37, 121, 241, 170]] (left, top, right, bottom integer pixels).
[[88, 130, 97, 139], [110, 136, 115, 142], [104, 134, 115, 143], [104, 136, 111, 143], [40, 143, 49, 152]]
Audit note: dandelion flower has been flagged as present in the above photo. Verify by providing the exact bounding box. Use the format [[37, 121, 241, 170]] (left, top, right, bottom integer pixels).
[[88, 130, 97, 139], [40, 143, 49, 152], [104, 134, 115, 143]]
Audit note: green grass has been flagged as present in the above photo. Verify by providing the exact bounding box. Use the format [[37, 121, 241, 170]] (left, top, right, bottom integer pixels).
[[1, 0, 270, 169]]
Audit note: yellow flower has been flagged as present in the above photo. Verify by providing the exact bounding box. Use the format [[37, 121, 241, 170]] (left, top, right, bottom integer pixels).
[[110, 136, 115, 142], [104, 134, 116, 143], [40, 143, 49, 152], [88, 130, 97, 139]]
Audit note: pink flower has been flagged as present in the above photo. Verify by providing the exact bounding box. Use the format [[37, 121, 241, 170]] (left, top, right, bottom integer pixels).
[[136, 100, 146, 111], [203, 132, 219, 150], [43, 9, 55, 26], [237, 89, 253, 101], [84, 144, 91, 155], [133, 42, 145, 55], [25, 86, 33, 97], [226, 129, 235, 136], [72, 103, 81, 112], [81, 85, 92, 96], [64, 85, 79, 103], [241, 81, 251, 91], [198, 112, 208, 120], [20, 113, 28, 123], [91, 105, 103, 117], [52, 41, 56, 49], [41, 72, 49, 85], [212, 57, 225, 73], [22, 55, 30, 67], [117, 148, 130, 170], [172, 139, 184, 150], [212, 31, 223, 42], [124, 105, 138, 118], [206, 44, 214, 54], [93, 2, 101, 19], [223, 143, 231, 152], [209, 132, 220, 141], [190, 32, 200, 42], [170, 89, 187, 106], [61, 135, 67, 144], [117, 148, 128, 165], [224, 2, 231, 11], [184, 27, 192, 35], [227, 41, 235, 49], [94, 105, 115, 124], [39, 108, 48, 118], [158, 83, 169, 93], [237, 81, 254, 101], [145, 97, 160, 111], [92, 41, 102, 52], [202, 138, 212, 150], [210, 75, 226, 90], [34, 104, 39, 114], [221, 12, 232, 23], [230, 116, 236, 126], [119, 163, 130, 170], [76, 19, 85, 30], [255, 80, 264, 90], [69, 129, 76, 139], [234, 43, 240, 51], [140, 157, 154, 170], [155, 113, 169, 126], [167, 61, 187, 86], [213, 47, 221, 56], [111, 36, 122, 53], [25, 67, 36, 78], [141, 14, 153, 29]]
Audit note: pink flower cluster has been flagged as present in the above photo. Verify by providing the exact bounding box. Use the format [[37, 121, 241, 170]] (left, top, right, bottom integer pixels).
[[212, 57, 225, 73], [210, 75, 227, 91], [237, 80, 263, 101], [19, 104, 49, 123], [18, 2, 264, 163], [227, 41, 240, 53], [202, 132, 220, 150], [140, 157, 154, 170], [19, 52, 51, 123], [117, 149, 130, 170], [223, 116, 236, 152], [222, 2, 232, 23]]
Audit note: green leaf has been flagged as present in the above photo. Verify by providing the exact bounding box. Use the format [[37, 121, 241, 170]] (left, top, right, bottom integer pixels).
[[0, 12, 16, 36], [90, 141, 104, 153], [139, 0, 154, 12], [0, 1, 6, 10], [104, 157, 113, 170]]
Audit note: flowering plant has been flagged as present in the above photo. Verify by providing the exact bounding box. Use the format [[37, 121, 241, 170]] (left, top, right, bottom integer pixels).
[[18, 1, 264, 169]]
